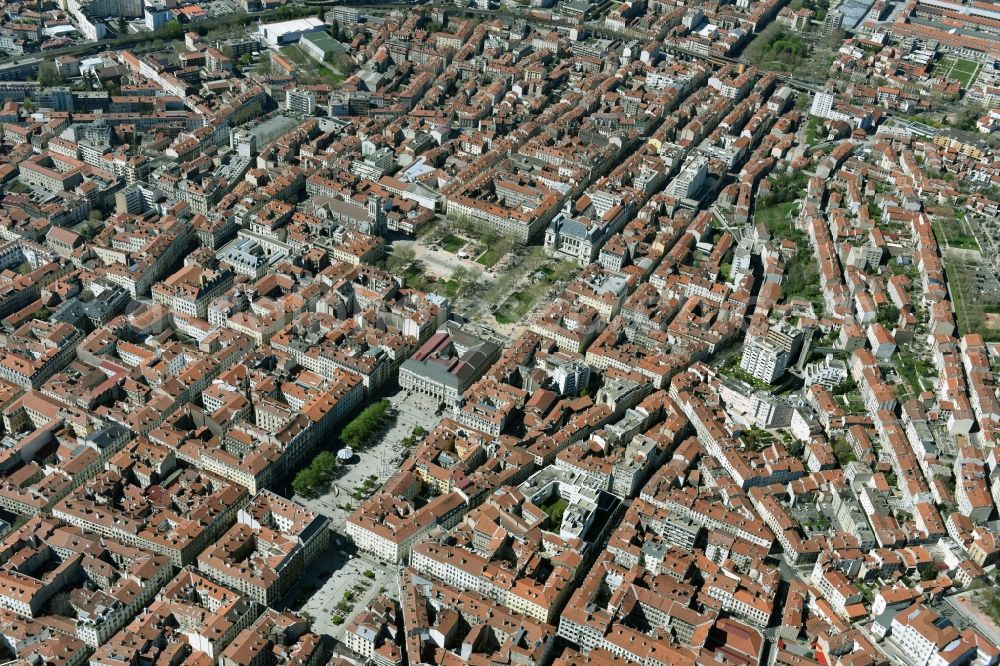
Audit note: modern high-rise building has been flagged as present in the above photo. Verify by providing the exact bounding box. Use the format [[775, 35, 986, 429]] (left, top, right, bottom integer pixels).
[[553, 358, 591, 396], [740, 322, 803, 384], [285, 88, 317, 115], [668, 155, 708, 200], [740, 337, 789, 384]]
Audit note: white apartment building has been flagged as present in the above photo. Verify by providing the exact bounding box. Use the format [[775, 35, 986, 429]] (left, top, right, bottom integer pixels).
[[740, 337, 788, 384], [890, 605, 976, 666], [285, 89, 317, 115]]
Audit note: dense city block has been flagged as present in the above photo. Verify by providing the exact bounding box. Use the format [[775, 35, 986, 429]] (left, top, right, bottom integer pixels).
[[0, 0, 999, 664]]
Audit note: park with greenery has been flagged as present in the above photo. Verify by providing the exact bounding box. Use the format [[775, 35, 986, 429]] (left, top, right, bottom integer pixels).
[[742, 24, 811, 73], [291, 399, 392, 497]]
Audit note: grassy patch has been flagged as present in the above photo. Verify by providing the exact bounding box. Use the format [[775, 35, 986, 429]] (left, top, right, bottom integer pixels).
[[941, 258, 1000, 340], [931, 55, 955, 77], [954, 58, 979, 72], [932, 216, 976, 251], [278, 44, 344, 86], [806, 116, 824, 144], [742, 23, 812, 72], [756, 202, 803, 243], [978, 590, 1000, 625], [906, 113, 947, 129], [948, 233, 979, 251], [841, 390, 866, 414], [953, 67, 977, 88], [761, 172, 809, 209], [933, 55, 980, 88], [894, 348, 933, 394], [540, 496, 568, 528], [754, 201, 820, 306], [784, 253, 823, 306], [476, 245, 505, 267], [932, 216, 1000, 339], [495, 291, 533, 324], [951, 58, 980, 88], [441, 234, 464, 253], [435, 278, 460, 298], [278, 44, 310, 67]]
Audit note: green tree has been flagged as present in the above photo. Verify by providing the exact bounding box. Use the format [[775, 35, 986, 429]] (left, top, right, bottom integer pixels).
[[831, 378, 856, 395], [312, 451, 337, 480], [37, 61, 63, 87], [46, 591, 75, 617], [340, 399, 390, 449], [387, 245, 416, 271], [955, 105, 985, 132], [830, 437, 856, 465], [292, 466, 322, 497], [877, 304, 899, 327], [160, 20, 184, 40]]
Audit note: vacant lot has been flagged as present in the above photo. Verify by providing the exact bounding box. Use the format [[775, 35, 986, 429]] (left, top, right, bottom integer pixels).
[[277, 44, 344, 86], [756, 201, 802, 242]]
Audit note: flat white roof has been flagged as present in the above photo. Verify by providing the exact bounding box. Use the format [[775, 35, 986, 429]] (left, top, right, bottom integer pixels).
[[259, 17, 324, 36], [43, 25, 77, 37]]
